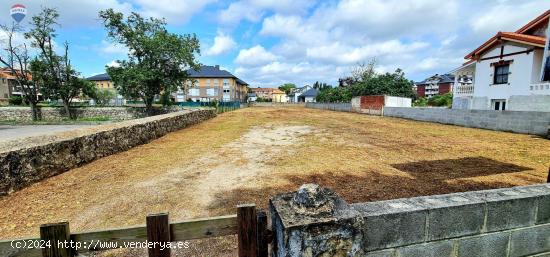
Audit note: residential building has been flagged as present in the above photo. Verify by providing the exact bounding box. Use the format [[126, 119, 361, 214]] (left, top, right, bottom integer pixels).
[[298, 88, 319, 102], [248, 93, 257, 102], [452, 9, 550, 111], [184, 65, 248, 102], [288, 85, 312, 103], [415, 74, 454, 98], [272, 89, 288, 102], [0, 67, 39, 103], [87, 73, 115, 90], [86, 73, 125, 105], [250, 87, 274, 100]]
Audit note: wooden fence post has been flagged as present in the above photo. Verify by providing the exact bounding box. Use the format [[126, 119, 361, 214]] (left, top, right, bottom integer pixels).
[[256, 210, 268, 257], [40, 222, 73, 257], [146, 213, 171, 257], [237, 204, 257, 257], [547, 167, 550, 183]]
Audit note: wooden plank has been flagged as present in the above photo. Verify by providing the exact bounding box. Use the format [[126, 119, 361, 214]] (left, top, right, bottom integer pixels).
[[170, 214, 238, 241], [237, 204, 257, 257], [2, 214, 238, 254], [146, 213, 171, 257], [256, 210, 268, 257], [40, 222, 73, 257], [71, 224, 148, 251]]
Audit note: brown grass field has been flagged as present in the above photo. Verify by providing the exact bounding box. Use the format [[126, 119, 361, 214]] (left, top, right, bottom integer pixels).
[[1, 106, 549, 256]]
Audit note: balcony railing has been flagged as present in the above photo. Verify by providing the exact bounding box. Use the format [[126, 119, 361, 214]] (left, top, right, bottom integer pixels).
[[455, 84, 474, 96], [530, 82, 550, 94]]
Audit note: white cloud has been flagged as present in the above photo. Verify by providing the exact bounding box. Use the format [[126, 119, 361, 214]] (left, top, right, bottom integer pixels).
[[98, 40, 128, 55], [106, 60, 120, 67], [205, 32, 237, 56], [218, 0, 315, 24], [235, 45, 278, 67], [132, 0, 215, 24], [469, 1, 550, 35]]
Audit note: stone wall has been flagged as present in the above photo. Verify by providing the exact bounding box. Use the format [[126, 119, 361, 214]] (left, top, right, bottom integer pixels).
[[0, 106, 188, 122], [0, 109, 216, 195], [384, 107, 550, 137], [305, 102, 352, 112], [270, 183, 550, 257]]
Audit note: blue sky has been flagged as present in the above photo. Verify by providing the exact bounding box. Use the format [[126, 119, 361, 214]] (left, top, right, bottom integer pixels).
[[1, 0, 550, 87]]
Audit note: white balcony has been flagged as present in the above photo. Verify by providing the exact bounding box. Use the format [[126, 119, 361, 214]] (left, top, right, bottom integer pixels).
[[530, 82, 550, 95], [455, 84, 474, 96]]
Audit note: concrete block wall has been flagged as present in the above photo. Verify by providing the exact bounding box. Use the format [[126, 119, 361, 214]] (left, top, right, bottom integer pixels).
[[270, 183, 550, 257], [305, 102, 353, 112], [383, 107, 550, 137], [0, 109, 216, 195]]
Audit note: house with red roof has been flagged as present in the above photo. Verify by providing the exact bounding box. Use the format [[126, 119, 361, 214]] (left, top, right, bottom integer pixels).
[[452, 10, 550, 111]]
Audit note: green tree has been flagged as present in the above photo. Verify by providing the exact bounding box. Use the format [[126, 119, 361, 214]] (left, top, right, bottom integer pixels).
[[91, 88, 116, 106], [350, 69, 415, 98], [25, 8, 94, 118], [278, 83, 296, 94], [99, 9, 200, 115]]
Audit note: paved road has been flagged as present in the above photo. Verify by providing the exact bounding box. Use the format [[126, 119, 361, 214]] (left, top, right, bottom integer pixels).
[[0, 125, 94, 142]]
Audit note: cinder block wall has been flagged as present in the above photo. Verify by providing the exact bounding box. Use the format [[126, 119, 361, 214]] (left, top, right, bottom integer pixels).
[[270, 184, 550, 257], [305, 102, 352, 112], [0, 109, 216, 195], [383, 107, 550, 137]]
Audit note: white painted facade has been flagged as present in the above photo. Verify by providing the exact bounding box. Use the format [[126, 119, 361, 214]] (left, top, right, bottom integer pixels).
[[453, 41, 550, 111]]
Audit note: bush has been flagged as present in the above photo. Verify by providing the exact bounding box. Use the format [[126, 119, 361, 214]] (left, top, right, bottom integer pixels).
[[8, 95, 23, 105], [91, 88, 116, 106], [428, 93, 453, 107]]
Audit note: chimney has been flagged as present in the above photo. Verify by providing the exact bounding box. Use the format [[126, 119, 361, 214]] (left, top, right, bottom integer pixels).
[[215, 65, 220, 70]]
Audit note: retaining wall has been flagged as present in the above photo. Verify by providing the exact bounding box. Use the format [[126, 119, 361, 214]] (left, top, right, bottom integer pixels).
[[305, 102, 352, 112], [384, 107, 550, 136], [270, 183, 550, 257], [0, 109, 216, 195], [0, 106, 187, 122]]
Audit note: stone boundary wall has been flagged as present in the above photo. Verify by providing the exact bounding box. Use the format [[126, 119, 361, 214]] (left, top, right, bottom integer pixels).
[[305, 102, 352, 112], [270, 183, 550, 257], [384, 107, 550, 137], [0, 109, 216, 195], [0, 106, 188, 122]]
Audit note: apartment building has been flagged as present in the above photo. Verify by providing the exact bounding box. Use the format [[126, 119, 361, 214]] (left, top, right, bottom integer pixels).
[[415, 74, 454, 98], [87, 73, 115, 90], [183, 65, 248, 103]]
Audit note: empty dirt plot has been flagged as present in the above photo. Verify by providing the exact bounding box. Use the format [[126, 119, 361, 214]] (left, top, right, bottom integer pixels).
[[1, 106, 550, 256]]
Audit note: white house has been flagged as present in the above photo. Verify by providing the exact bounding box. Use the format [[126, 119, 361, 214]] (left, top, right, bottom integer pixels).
[[288, 85, 312, 103], [452, 10, 550, 111]]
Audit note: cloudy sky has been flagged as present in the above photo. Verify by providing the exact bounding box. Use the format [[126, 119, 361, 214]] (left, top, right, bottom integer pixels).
[[1, 0, 549, 87]]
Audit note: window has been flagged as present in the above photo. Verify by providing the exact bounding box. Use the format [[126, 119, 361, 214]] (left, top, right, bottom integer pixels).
[[492, 99, 506, 111], [189, 88, 200, 96], [223, 79, 230, 88], [493, 64, 509, 84]]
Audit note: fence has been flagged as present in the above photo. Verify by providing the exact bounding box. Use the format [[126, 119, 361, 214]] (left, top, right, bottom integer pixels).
[[177, 101, 242, 113], [0, 204, 270, 257]]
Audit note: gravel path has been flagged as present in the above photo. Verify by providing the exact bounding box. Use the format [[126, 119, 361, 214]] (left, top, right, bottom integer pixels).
[[0, 125, 94, 143]]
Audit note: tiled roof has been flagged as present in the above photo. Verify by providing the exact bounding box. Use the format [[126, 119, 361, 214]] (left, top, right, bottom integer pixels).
[[465, 32, 546, 59], [272, 89, 285, 94], [416, 74, 455, 85], [300, 88, 319, 97], [516, 9, 550, 34], [250, 87, 274, 92], [0, 68, 31, 80], [187, 65, 248, 85], [86, 73, 110, 81]]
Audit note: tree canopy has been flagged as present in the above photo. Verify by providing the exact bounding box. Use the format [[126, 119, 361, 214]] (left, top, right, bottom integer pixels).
[[99, 9, 201, 114], [316, 61, 415, 103], [278, 83, 296, 94]]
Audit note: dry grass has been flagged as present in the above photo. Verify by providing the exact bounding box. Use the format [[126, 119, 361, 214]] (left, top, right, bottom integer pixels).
[[1, 106, 549, 256]]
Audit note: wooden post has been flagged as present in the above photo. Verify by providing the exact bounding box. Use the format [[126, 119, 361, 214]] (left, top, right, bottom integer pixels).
[[547, 167, 550, 183], [40, 222, 73, 257], [237, 204, 257, 257], [146, 213, 171, 257], [256, 210, 268, 257]]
